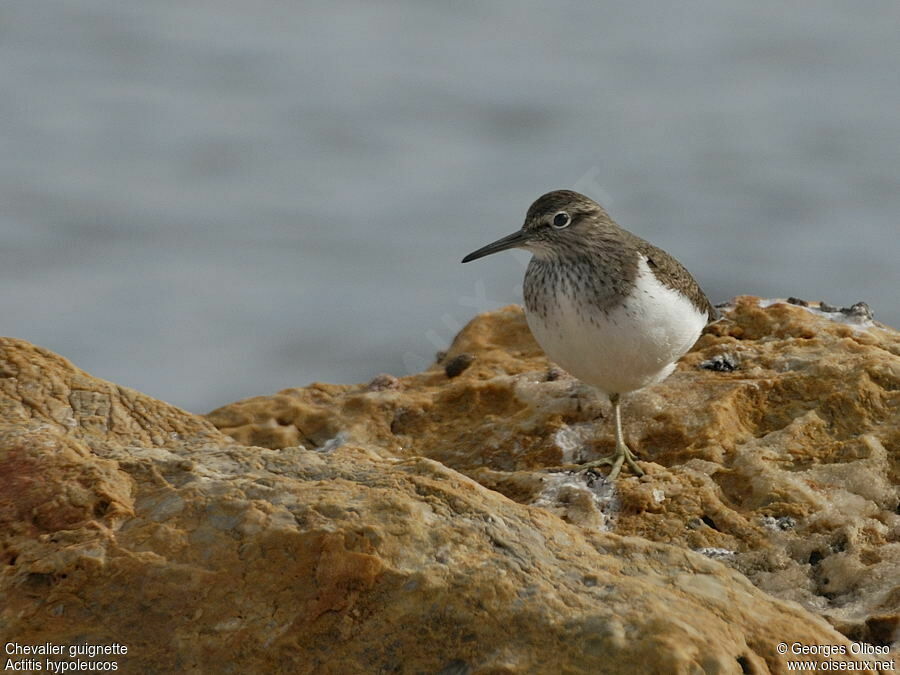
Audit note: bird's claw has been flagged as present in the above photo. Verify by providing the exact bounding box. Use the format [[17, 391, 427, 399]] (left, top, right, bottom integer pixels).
[[543, 443, 644, 480]]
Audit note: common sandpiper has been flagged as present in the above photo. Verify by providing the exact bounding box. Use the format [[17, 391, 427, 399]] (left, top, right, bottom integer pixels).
[[462, 189, 715, 479]]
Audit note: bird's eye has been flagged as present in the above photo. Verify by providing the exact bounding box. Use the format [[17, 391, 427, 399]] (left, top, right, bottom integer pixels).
[[551, 212, 571, 229]]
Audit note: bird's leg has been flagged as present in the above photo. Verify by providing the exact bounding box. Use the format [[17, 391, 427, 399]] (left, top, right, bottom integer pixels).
[[544, 393, 645, 479]]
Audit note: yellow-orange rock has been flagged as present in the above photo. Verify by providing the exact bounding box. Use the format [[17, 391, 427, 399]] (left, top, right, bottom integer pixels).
[[209, 297, 900, 652], [0, 295, 896, 674]]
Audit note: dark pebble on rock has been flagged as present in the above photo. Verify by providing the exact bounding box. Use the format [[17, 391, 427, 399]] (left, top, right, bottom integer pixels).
[[444, 353, 475, 378], [700, 353, 739, 372]]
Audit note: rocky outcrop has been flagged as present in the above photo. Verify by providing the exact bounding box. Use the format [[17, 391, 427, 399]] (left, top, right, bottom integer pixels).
[[1, 296, 897, 673]]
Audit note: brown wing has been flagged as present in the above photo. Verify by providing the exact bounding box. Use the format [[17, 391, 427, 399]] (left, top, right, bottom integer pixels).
[[631, 237, 717, 321]]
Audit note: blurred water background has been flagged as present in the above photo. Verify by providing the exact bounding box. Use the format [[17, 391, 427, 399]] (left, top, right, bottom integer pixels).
[[2, 1, 899, 412]]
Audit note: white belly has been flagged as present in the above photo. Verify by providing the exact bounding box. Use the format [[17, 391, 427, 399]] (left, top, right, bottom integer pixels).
[[525, 256, 707, 395]]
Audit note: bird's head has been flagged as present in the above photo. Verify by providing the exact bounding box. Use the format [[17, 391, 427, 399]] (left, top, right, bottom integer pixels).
[[462, 190, 616, 263]]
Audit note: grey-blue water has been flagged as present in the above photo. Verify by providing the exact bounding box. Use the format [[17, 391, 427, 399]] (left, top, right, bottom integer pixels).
[[2, 1, 898, 413]]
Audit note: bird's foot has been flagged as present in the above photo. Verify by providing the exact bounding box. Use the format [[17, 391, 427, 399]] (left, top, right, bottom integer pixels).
[[544, 442, 644, 480], [579, 442, 645, 480]]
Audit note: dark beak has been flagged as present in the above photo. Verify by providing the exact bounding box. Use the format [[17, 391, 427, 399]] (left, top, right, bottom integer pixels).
[[461, 229, 530, 263]]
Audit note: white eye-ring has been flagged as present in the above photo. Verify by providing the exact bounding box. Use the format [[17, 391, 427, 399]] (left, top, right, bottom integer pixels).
[[551, 211, 571, 229]]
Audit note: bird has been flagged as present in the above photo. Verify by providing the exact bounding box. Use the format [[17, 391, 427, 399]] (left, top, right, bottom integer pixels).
[[461, 190, 715, 479]]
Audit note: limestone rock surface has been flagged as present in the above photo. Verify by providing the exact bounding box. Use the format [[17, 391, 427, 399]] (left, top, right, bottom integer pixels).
[[0, 296, 896, 674], [209, 297, 900, 654]]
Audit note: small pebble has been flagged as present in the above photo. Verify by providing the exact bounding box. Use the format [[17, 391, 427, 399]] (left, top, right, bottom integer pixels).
[[444, 353, 475, 378], [843, 302, 873, 320], [789, 297, 873, 321], [700, 353, 739, 372], [545, 366, 566, 382], [761, 515, 797, 531], [367, 373, 400, 391]]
